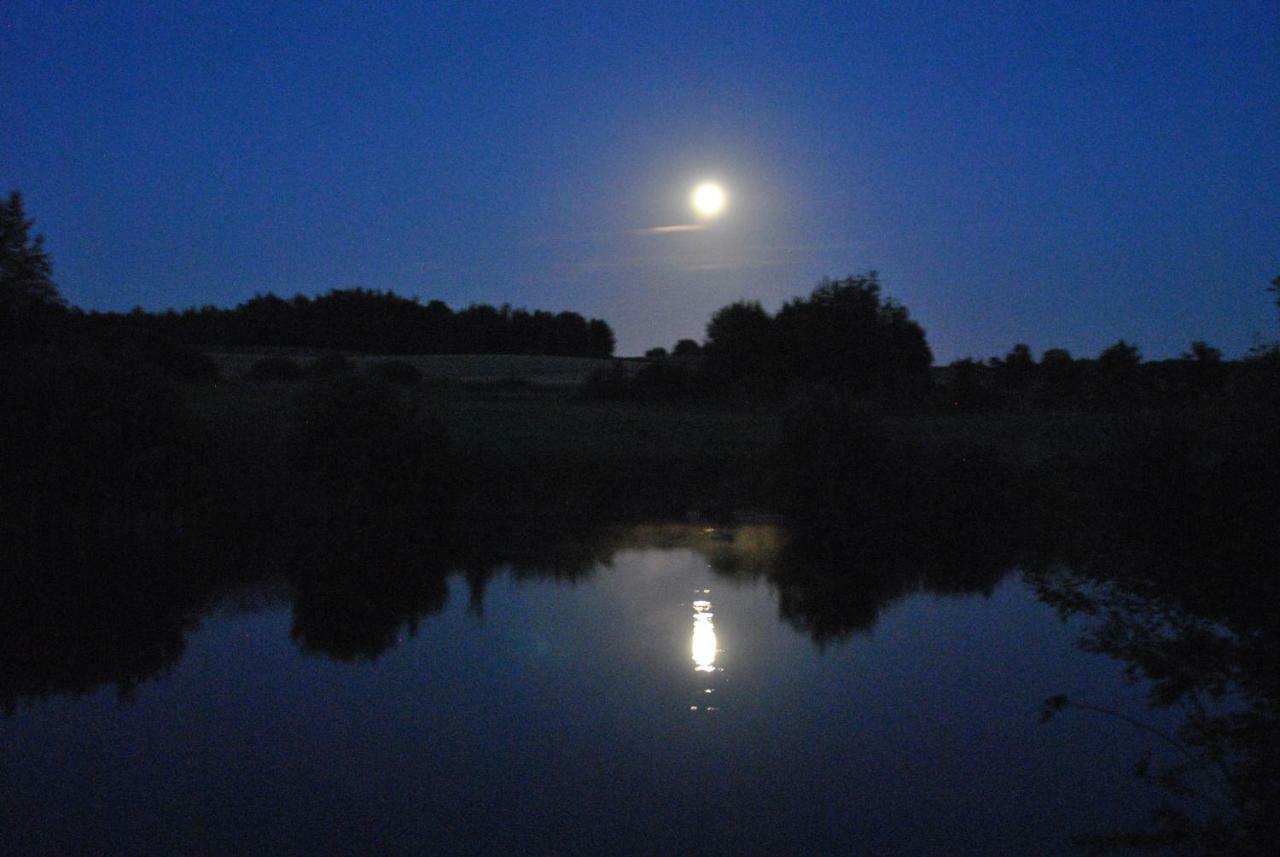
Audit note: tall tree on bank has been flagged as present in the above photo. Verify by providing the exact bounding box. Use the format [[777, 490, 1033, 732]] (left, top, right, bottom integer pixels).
[[1, 191, 65, 343]]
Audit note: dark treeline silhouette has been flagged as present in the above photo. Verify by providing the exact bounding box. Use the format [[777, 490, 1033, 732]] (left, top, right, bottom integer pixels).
[[585, 272, 933, 403], [607, 270, 1272, 418], [936, 337, 1257, 413], [85, 288, 616, 357]]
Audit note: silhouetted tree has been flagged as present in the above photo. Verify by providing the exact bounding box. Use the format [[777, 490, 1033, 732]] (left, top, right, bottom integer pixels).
[[1183, 341, 1221, 364], [644, 347, 668, 360], [586, 319, 616, 358], [1098, 339, 1141, 373], [942, 357, 998, 411], [1093, 339, 1143, 408], [773, 273, 932, 399], [1040, 347, 1072, 367], [673, 338, 701, 357], [1037, 348, 1081, 408], [992, 342, 1036, 396], [991, 343, 1034, 369], [1, 191, 65, 343], [704, 300, 776, 380]]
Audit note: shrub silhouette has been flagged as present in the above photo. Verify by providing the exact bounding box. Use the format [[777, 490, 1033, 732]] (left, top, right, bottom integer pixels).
[[287, 375, 452, 510], [246, 356, 306, 381], [630, 359, 695, 400], [940, 358, 998, 412], [307, 352, 355, 376], [579, 361, 631, 400], [773, 388, 891, 532], [1090, 339, 1143, 408], [1036, 348, 1080, 408], [89, 324, 219, 381], [367, 358, 424, 386], [1, 346, 206, 547], [992, 343, 1035, 394], [704, 300, 776, 380], [673, 338, 701, 357]]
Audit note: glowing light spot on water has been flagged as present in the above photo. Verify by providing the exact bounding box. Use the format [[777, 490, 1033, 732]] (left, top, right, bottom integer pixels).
[[692, 599, 717, 672]]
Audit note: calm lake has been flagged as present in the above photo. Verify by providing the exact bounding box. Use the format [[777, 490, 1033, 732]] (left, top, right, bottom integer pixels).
[[1, 524, 1188, 856]]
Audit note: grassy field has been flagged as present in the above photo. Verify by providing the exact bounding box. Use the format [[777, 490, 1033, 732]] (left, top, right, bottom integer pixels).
[[883, 410, 1116, 468], [186, 369, 780, 517], [192, 352, 1113, 466], [190, 376, 778, 460], [186, 351, 1118, 524]]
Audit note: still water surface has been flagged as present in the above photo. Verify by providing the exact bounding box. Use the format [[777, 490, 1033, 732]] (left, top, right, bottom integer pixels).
[[1, 525, 1179, 856]]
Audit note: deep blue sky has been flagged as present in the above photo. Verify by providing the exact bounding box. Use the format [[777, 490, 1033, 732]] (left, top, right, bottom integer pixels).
[[3, 1, 1277, 359]]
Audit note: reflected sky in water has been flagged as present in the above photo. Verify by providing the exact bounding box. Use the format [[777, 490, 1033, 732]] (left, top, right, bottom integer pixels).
[[0, 528, 1183, 856]]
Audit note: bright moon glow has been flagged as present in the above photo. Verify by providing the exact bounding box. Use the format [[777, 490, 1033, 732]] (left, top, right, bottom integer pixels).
[[692, 182, 726, 218]]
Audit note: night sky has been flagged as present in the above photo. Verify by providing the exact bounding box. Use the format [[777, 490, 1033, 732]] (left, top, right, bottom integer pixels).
[[3, 1, 1277, 359]]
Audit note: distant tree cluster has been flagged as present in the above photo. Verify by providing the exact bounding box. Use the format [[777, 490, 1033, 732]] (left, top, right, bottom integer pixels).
[[703, 274, 933, 397], [937, 338, 1245, 412], [87, 289, 616, 358], [597, 273, 932, 402]]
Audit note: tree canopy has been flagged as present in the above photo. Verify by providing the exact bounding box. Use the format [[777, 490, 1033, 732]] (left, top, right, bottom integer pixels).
[[703, 273, 933, 398], [1, 191, 64, 341], [88, 289, 616, 358]]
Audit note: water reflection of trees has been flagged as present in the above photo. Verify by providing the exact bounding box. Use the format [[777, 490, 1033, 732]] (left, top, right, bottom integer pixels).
[[0, 546, 211, 715], [771, 527, 1020, 647], [1029, 554, 1278, 854], [0, 515, 619, 708], [0, 508, 1025, 712], [10, 499, 1273, 857]]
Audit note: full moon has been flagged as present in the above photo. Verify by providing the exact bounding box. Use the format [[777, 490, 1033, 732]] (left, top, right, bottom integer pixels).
[[692, 182, 726, 218]]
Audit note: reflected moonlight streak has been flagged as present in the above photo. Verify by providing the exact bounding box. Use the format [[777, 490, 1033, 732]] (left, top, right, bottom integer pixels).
[[691, 599, 717, 673]]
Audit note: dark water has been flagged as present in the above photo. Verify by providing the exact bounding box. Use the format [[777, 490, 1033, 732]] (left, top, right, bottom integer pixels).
[[0, 525, 1196, 855]]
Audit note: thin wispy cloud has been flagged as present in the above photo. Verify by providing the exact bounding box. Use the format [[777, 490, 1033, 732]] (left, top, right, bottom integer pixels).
[[680, 258, 784, 272], [526, 223, 708, 244], [631, 224, 707, 235], [570, 254, 786, 275]]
